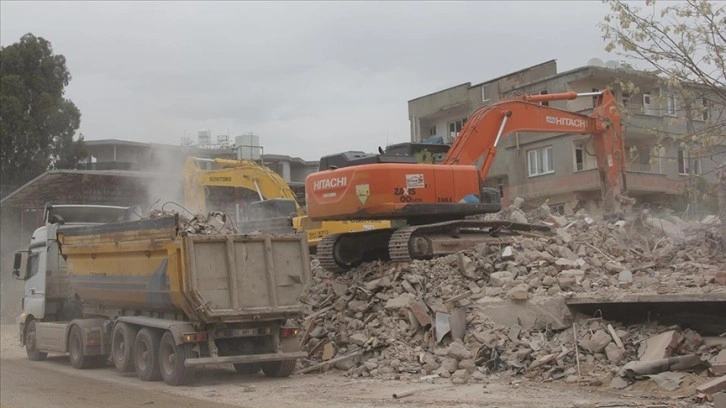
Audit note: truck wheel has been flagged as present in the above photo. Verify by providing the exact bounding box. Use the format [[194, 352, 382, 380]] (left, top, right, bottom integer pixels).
[[159, 331, 196, 386], [69, 325, 94, 369], [233, 363, 260, 375], [25, 320, 48, 361], [112, 322, 137, 372], [134, 328, 162, 381], [261, 360, 296, 377]]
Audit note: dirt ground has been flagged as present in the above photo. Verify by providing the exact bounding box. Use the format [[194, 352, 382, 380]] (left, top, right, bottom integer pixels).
[[0, 324, 700, 408]]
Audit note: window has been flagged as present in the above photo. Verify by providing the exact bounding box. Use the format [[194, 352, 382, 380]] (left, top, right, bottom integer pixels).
[[527, 146, 554, 177], [700, 98, 711, 121], [592, 88, 600, 108], [429, 125, 437, 136], [481, 85, 490, 103], [678, 149, 701, 175], [26, 252, 39, 279], [621, 92, 630, 108], [574, 142, 585, 171], [539, 90, 549, 106], [643, 92, 653, 115], [447, 117, 467, 139], [666, 94, 677, 116]]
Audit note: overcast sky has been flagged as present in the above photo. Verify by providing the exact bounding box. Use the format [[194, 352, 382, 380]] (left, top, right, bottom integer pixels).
[[1, 1, 616, 161]]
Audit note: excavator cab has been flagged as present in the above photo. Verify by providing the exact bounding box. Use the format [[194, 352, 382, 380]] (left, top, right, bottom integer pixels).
[[244, 199, 298, 221]]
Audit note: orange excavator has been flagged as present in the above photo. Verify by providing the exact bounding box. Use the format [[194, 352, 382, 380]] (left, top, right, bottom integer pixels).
[[306, 90, 627, 272]]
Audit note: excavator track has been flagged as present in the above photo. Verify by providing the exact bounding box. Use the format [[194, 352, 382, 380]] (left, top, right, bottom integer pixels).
[[388, 220, 551, 263], [316, 229, 394, 273], [316, 233, 348, 273], [319, 221, 551, 272]]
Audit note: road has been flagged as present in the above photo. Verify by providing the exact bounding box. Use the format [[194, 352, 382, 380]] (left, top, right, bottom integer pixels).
[[0, 325, 670, 408], [0, 357, 240, 408]]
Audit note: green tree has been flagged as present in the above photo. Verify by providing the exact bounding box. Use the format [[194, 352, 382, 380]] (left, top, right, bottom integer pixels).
[[0, 33, 86, 197], [601, 0, 725, 247]]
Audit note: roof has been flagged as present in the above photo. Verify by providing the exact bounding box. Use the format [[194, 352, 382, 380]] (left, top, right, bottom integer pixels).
[[408, 82, 472, 103], [262, 154, 319, 166], [470, 59, 557, 88], [408, 60, 558, 103], [0, 169, 180, 209], [84, 139, 150, 147]]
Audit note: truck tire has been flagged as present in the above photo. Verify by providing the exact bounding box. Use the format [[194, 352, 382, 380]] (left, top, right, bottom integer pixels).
[[261, 360, 296, 377], [134, 328, 162, 381], [159, 331, 196, 386], [233, 363, 261, 375], [69, 325, 95, 369], [112, 322, 137, 372], [25, 320, 48, 361]]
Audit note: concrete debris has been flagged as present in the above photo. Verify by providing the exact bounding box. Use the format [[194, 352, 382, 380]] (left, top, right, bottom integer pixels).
[[295, 204, 725, 392], [647, 371, 687, 391], [149, 209, 239, 235], [695, 375, 726, 396], [640, 330, 683, 361]]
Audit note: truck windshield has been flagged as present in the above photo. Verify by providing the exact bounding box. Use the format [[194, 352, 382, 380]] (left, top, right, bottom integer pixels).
[[47, 206, 130, 224]]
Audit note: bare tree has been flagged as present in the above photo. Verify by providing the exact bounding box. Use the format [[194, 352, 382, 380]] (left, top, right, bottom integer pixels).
[[601, 0, 725, 242]]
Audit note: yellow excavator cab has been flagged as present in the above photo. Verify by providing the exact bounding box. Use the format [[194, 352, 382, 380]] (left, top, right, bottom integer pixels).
[[183, 156, 390, 248]]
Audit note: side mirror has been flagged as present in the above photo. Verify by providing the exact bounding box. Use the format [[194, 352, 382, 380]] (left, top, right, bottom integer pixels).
[[12, 252, 24, 280]]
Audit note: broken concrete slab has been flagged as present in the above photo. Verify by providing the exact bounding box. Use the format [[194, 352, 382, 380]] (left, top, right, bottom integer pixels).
[[385, 293, 415, 310], [507, 283, 529, 300], [489, 271, 514, 287], [714, 392, 726, 407], [449, 308, 467, 341], [695, 375, 726, 396], [475, 296, 573, 330], [647, 371, 686, 391], [457, 253, 477, 279], [408, 302, 432, 327], [640, 330, 683, 362]]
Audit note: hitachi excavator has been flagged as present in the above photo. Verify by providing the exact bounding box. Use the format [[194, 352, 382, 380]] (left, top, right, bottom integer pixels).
[[183, 156, 391, 248], [306, 90, 629, 272]]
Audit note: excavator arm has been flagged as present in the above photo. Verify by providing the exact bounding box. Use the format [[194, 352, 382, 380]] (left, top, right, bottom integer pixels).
[[443, 89, 626, 215]]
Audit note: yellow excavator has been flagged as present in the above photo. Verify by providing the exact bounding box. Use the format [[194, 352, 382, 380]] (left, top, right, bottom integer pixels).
[[183, 156, 391, 248]]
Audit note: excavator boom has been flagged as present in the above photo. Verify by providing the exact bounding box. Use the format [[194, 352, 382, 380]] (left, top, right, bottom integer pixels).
[[307, 89, 626, 220]]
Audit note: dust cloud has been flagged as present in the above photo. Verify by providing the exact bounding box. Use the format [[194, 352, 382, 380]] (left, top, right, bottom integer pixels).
[[136, 148, 188, 217]]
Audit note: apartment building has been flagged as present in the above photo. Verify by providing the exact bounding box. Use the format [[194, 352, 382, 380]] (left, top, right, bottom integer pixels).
[[408, 60, 726, 214]]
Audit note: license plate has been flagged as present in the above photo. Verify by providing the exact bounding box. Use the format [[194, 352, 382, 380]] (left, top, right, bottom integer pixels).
[[231, 328, 259, 337]]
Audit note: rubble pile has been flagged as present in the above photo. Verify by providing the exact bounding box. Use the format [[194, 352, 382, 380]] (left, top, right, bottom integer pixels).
[[148, 209, 238, 235], [296, 206, 725, 398], [479, 207, 726, 298]]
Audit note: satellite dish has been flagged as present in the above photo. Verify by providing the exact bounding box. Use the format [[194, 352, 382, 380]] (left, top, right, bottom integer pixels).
[[587, 58, 605, 67], [605, 60, 620, 69]]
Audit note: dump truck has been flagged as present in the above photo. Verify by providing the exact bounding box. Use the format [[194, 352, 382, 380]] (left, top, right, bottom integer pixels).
[[12, 203, 310, 386]]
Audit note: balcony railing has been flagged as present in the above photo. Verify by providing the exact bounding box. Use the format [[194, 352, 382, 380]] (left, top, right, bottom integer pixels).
[[625, 162, 663, 174]]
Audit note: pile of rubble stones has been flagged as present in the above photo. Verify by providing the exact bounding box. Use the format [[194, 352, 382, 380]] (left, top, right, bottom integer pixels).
[[295, 207, 725, 398], [148, 209, 238, 235]]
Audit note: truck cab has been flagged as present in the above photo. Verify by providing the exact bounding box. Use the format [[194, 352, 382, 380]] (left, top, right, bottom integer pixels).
[[13, 204, 133, 334]]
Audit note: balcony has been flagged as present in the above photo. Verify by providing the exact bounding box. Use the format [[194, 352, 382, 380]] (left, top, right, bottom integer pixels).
[[507, 167, 684, 201], [625, 162, 663, 174]]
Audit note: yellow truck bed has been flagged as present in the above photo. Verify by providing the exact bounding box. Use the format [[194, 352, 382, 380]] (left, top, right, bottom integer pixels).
[[58, 215, 310, 323]]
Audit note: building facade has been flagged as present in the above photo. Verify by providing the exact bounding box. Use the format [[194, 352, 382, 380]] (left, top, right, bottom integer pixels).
[[408, 60, 726, 215]]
